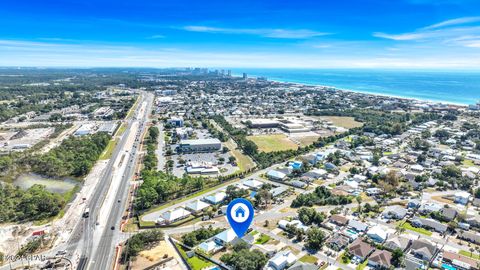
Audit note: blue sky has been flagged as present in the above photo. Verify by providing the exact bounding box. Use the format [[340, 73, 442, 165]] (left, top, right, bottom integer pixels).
[[1, 0, 480, 68]]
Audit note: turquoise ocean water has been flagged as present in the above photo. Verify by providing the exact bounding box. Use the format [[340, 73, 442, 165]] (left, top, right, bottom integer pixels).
[[231, 69, 480, 105]]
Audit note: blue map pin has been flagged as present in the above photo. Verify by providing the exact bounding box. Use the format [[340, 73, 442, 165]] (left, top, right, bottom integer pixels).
[[226, 198, 254, 238]]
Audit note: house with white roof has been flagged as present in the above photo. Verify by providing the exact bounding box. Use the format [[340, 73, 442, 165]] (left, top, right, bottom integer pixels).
[[198, 240, 220, 253], [157, 207, 191, 224], [267, 250, 297, 270], [185, 200, 210, 213], [204, 192, 227, 204], [267, 170, 287, 181], [455, 191, 471, 205], [367, 225, 389, 243], [243, 179, 264, 190], [213, 229, 237, 246]]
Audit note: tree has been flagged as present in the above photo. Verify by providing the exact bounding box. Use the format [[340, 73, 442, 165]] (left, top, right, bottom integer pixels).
[[391, 248, 403, 267], [305, 227, 325, 251], [220, 249, 267, 270]]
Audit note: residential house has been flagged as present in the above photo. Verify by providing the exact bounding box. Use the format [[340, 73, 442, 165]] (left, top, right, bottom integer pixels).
[[411, 217, 448, 234], [348, 219, 369, 232], [267, 250, 297, 270], [442, 251, 479, 270], [243, 179, 264, 190], [157, 207, 191, 224], [457, 230, 480, 245], [455, 191, 471, 205], [382, 205, 408, 220], [271, 187, 289, 197], [185, 200, 210, 213], [368, 250, 392, 269], [326, 233, 350, 251], [349, 239, 375, 262], [204, 192, 227, 204], [409, 239, 437, 261], [329, 214, 349, 227], [267, 170, 287, 181], [384, 236, 411, 251], [367, 225, 389, 243], [214, 229, 237, 246], [287, 261, 318, 270], [439, 207, 457, 222]]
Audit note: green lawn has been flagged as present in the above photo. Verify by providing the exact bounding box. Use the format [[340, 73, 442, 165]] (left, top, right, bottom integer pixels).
[[116, 123, 127, 136], [356, 260, 368, 270], [100, 138, 119, 160], [176, 244, 212, 270], [339, 252, 351, 265], [126, 96, 140, 119], [398, 221, 432, 236], [299, 255, 318, 264], [255, 233, 271, 245], [462, 159, 475, 166], [459, 250, 480, 260], [246, 134, 298, 153]]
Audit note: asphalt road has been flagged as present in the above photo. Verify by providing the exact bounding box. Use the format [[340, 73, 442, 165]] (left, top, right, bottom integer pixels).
[[91, 92, 154, 270], [63, 92, 153, 270]]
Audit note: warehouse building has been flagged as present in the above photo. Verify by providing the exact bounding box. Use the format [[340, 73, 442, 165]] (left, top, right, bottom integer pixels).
[[75, 124, 96, 136], [244, 118, 279, 128], [178, 138, 222, 153]]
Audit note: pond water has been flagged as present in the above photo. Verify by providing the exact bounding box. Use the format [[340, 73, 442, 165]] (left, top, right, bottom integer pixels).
[[12, 173, 79, 193]]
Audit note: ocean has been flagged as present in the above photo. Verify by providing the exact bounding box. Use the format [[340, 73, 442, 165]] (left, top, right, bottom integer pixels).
[[231, 68, 480, 105]]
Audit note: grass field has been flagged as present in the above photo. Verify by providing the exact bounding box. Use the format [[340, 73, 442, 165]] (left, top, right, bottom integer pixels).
[[299, 255, 318, 264], [116, 123, 127, 136], [398, 221, 432, 236], [356, 260, 368, 270], [319, 116, 363, 129], [224, 139, 255, 171], [459, 250, 480, 260], [254, 234, 271, 245], [126, 96, 140, 119], [176, 244, 212, 270], [100, 138, 119, 160], [247, 134, 298, 153]]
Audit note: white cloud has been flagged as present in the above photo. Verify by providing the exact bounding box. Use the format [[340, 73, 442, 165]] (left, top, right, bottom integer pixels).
[[182, 25, 329, 39], [374, 17, 480, 47], [423, 16, 480, 29], [1, 39, 480, 68], [148, 35, 165, 39]]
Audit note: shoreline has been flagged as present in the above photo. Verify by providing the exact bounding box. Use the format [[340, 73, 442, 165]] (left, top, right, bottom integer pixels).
[[233, 72, 471, 107]]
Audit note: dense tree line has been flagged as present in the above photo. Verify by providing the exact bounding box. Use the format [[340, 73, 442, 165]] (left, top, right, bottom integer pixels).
[[0, 184, 64, 223], [120, 229, 164, 263], [27, 132, 110, 178], [291, 186, 352, 207], [143, 126, 159, 171], [135, 170, 208, 211]]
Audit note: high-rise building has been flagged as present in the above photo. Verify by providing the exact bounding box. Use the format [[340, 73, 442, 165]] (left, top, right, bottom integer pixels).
[[227, 70, 232, 77], [243, 73, 247, 80]]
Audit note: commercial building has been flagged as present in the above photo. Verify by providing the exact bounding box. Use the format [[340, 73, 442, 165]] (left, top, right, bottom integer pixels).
[[97, 122, 118, 135], [178, 138, 222, 153], [75, 123, 95, 136], [245, 119, 280, 128]]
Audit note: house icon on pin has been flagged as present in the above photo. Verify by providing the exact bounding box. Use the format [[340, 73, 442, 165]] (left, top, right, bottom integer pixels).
[[235, 206, 246, 218]]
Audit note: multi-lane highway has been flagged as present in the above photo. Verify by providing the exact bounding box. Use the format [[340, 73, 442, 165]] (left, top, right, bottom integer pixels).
[[67, 91, 154, 270]]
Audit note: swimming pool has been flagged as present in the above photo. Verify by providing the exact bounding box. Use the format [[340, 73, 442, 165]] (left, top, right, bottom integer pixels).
[[442, 263, 456, 270]]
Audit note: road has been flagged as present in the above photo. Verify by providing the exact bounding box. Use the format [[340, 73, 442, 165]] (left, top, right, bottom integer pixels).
[[90, 92, 154, 270], [63, 92, 153, 270]]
